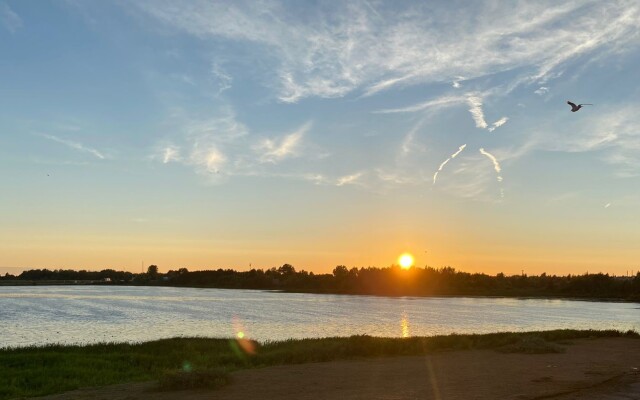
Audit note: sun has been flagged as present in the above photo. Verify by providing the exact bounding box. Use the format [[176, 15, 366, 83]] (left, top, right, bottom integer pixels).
[[398, 253, 414, 269]]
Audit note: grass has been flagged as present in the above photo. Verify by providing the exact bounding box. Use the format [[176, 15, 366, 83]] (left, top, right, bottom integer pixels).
[[0, 329, 637, 399]]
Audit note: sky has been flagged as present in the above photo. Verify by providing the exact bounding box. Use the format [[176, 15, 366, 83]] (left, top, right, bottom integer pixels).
[[1, 0, 640, 276]]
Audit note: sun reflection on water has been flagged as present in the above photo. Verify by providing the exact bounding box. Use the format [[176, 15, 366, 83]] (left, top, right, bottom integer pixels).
[[401, 312, 410, 338], [3, 286, 639, 348]]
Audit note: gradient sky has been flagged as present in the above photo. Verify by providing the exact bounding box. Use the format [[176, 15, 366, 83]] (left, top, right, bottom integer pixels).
[[2, 0, 640, 276]]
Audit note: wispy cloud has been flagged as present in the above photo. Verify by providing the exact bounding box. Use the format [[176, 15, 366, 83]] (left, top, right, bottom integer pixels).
[[302, 173, 329, 185], [153, 107, 247, 179], [185, 112, 248, 143], [134, 1, 640, 102], [376, 169, 416, 185], [41, 134, 106, 160], [190, 144, 226, 174], [400, 119, 426, 156], [534, 86, 549, 96], [452, 76, 465, 89], [154, 107, 322, 183], [211, 62, 233, 95], [257, 121, 311, 163], [336, 172, 364, 186], [374, 95, 465, 114], [437, 157, 499, 201], [130, 0, 639, 197], [172, 73, 196, 86], [1, 2, 22, 33], [161, 145, 180, 163], [511, 104, 640, 177]]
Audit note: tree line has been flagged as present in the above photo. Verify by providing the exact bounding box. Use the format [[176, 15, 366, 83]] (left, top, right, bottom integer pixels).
[[2, 264, 639, 301]]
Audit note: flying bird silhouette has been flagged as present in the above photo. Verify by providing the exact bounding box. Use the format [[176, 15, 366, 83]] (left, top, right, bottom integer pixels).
[[567, 101, 593, 112]]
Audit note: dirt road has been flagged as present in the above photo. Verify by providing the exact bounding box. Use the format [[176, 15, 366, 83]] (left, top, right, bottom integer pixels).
[[35, 337, 640, 400]]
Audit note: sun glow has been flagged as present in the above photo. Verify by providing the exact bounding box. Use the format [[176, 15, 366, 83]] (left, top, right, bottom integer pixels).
[[398, 253, 414, 269]]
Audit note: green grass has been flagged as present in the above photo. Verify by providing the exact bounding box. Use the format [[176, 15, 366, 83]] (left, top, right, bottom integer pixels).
[[1, 329, 637, 399]]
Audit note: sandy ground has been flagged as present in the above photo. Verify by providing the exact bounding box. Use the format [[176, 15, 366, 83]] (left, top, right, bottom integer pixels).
[[34, 337, 640, 400]]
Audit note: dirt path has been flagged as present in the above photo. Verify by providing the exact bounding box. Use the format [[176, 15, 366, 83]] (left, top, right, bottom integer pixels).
[[34, 337, 640, 400]]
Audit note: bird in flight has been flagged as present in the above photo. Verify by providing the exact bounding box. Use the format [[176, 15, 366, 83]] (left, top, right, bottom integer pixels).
[[567, 101, 593, 112]]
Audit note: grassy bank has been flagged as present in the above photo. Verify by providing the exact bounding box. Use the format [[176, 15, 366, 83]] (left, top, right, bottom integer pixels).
[[1, 329, 638, 399]]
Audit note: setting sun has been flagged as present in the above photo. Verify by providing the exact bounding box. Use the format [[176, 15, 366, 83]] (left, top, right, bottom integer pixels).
[[398, 253, 414, 269]]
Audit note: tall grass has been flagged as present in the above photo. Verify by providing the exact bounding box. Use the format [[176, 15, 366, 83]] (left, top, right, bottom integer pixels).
[[0, 329, 637, 399]]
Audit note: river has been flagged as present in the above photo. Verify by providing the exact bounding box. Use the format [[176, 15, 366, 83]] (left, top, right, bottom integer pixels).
[[1, 286, 637, 348]]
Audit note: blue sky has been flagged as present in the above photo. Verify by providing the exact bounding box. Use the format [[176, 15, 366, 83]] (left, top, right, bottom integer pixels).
[[2, 0, 640, 275]]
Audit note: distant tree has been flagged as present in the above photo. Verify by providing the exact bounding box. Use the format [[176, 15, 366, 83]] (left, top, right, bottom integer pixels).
[[333, 265, 348, 278], [4, 264, 639, 300], [278, 264, 296, 275], [147, 265, 159, 278]]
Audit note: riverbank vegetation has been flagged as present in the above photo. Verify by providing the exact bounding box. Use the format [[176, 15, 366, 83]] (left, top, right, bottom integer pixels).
[[1, 329, 637, 399], [3, 264, 640, 301]]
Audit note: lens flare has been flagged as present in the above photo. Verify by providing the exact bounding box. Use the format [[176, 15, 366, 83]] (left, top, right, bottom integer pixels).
[[232, 317, 256, 355], [182, 361, 192, 372]]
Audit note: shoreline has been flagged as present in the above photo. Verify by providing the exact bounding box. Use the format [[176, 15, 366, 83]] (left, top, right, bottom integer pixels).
[[2, 282, 638, 304], [1, 329, 638, 399], [4, 328, 638, 350], [5, 332, 639, 400]]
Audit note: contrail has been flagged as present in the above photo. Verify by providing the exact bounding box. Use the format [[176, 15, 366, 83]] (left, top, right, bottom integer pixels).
[[467, 96, 488, 129], [479, 148, 504, 197], [430, 93, 508, 198], [41, 134, 106, 159], [401, 118, 425, 155], [433, 144, 466, 184], [451, 144, 467, 159], [479, 148, 501, 174], [488, 117, 508, 132], [467, 95, 508, 132]]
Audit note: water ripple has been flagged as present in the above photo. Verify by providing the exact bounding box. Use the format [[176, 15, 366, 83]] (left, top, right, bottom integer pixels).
[[0, 286, 637, 348]]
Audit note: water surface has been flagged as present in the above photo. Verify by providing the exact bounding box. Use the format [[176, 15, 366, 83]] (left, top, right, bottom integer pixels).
[[1, 286, 637, 348]]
